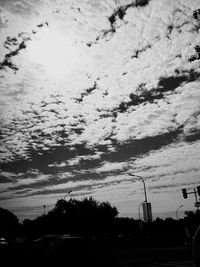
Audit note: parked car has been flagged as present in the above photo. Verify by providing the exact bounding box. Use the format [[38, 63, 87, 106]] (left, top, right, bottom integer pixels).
[[0, 237, 8, 247]]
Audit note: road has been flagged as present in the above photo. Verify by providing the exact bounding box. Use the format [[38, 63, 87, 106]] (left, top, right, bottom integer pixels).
[[121, 260, 196, 267], [108, 245, 196, 267], [1, 236, 197, 267]]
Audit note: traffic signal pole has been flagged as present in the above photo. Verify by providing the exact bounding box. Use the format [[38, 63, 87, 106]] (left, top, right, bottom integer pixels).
[[194, 189, 199, 211], [182, 186, 200, 211]]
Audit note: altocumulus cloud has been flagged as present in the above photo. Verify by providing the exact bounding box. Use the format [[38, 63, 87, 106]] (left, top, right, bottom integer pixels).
[[0, 0, 200, 219]]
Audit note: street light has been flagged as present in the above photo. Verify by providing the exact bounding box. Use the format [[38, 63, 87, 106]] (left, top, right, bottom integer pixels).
[[63, 190, 72, 200], [128, 174, 149, 221], [176, 204, 183, 220]]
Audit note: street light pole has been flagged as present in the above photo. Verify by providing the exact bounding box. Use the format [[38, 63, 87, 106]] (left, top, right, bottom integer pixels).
[[176, 204, 183, 220], [129, 174, 149, 221]]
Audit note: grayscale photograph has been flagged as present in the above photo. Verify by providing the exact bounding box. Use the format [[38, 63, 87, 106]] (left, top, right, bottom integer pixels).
[[0, 0, 200, 266]]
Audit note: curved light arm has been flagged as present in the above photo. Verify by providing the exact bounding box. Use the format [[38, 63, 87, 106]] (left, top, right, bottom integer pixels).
[[128, 174, 148, 204]]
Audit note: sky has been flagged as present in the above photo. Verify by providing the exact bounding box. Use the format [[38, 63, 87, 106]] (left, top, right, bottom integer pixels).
[[0, 0, 200, 221]]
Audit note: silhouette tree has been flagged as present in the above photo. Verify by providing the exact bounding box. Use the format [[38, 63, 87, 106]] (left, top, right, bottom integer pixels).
[[51, 197, 118, 219], [29, 197, 119, 236], [0, 207, 19, 238]]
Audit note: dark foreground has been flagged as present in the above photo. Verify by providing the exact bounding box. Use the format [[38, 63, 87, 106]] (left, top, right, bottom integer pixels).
[[0, 235, 196, 267]]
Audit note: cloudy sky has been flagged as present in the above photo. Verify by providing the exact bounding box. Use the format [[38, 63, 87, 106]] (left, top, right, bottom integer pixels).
[[0, 0, 200, 221]]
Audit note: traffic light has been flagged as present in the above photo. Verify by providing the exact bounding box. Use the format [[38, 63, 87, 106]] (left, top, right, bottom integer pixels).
[[182, 188, 188, 199], [197, 186, 200, 196]]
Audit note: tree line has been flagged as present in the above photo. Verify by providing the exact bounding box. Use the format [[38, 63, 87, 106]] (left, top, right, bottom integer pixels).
[[1, 197, 200, 247]]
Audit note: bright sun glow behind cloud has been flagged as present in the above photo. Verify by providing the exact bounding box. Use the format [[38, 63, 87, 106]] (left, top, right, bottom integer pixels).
[[27, 30, 80, 77]]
